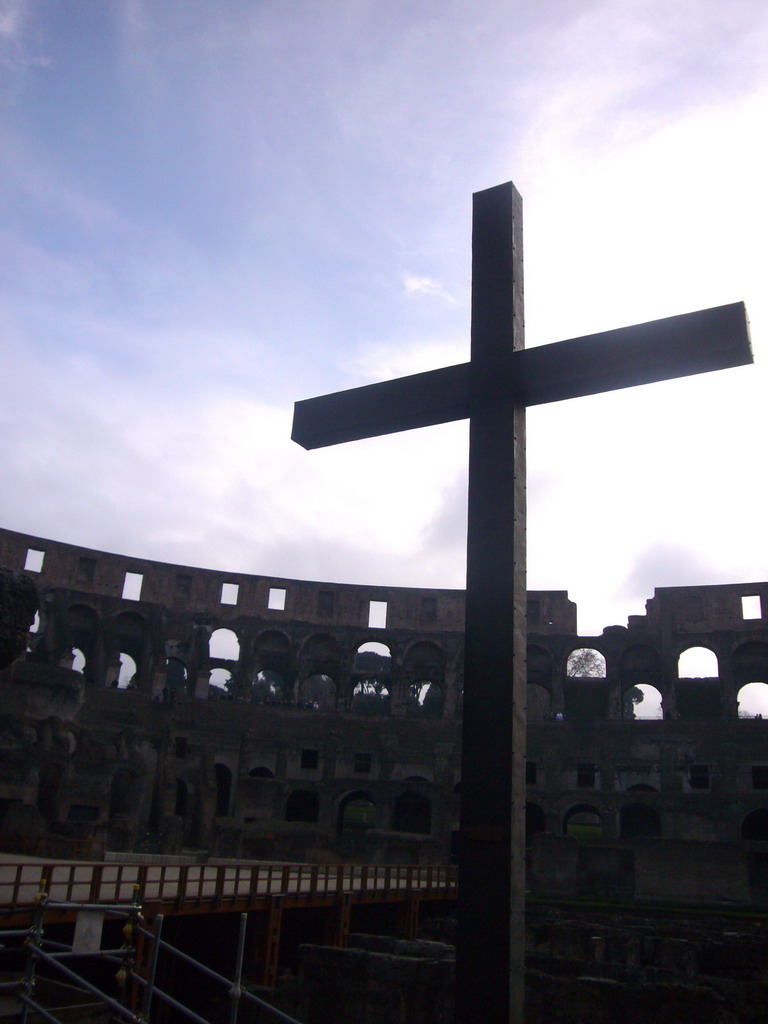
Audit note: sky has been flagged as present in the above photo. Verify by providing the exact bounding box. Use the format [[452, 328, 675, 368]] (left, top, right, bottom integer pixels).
[[1, 0, 767, 637]]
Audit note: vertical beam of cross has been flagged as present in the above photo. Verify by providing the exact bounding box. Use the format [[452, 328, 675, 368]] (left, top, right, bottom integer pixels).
[[291, 181, 751, 1024], [457, 182, 526, 1023]]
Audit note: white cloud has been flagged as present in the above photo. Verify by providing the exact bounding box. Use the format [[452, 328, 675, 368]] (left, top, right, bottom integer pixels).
[[403, 274, 458, 304]]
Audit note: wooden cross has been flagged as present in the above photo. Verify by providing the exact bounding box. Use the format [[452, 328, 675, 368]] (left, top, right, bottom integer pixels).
[[291, 182, 752, 1024]]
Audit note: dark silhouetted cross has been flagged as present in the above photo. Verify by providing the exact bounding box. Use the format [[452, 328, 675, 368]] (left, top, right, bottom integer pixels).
[[291, 181, 752, 1024]]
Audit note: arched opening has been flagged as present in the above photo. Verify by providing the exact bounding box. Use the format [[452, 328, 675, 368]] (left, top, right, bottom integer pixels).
[[252, 669, 289, 703], [351, 680, 390, 715], [392, 792, 432, 834], [302, 634, 343, 683], [354, 641, 392, 673], [742, 809, 768, 840], [567, 648, 606, 677], [737, 682, 768, 718], [678, 646, 718, 678], [214, 763, 232, 817], [338, 791, 376, 831], [118, 653, 137, 688], [209, 628, 240, 661], [66, 604, 99, 675], [109, 769, 133, 817], [619, 803, 661, 838], [527, 683, 551, 720], [165, 658, 188, 695], [624, 684, 664, 719], [72, 648, 86, 673], [564, 804, 602, 841], [526, 803, 546, 842], [619, 645, 661, 688], [298, 673, 336, 710], [406, 680, 444, 718], [734, 642, 768, 684], [209, 668, 232, 699], [627, 783, 658, 793], [249, 766, 275, 779], [285, 790, 319, 823], [112, 612, 147, 689]]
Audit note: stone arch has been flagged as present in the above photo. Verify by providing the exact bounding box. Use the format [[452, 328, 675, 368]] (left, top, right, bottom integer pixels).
[[337, 790, 376, 831], [737, 682, 768, 718], [353, 641, 392, 712], [253, 668, 289, 703], [214, 763, 232, 817], [741, 809, 768, 840], [619, 645, 661, 687], [298, 673, 336, 710], [392, 792, 432, 834], [285, 790, 319, 823], [566, 648, 606, 678], [527, 644, 553, 687], [117, 653, 138, 688], [623, 683, 664, 719], [526, 803, 546, 842], [209, 628, 240, 661], [110, 612, 149, 689], [677, 645, 719, 678], [406, 680, 444, 718], [255, 629, 292, 665], [165, 657, 188, 695], [402, 640, 446, 686], [733, 642, 768, 685], [563, 803, 602, 840], [619, 803, 661, 838], [66, 604, 100, 672], [249, 766, 275, 779], [300, 633, 343, 679], [209, 668, 232, 699], [351, 679, 390, 714]]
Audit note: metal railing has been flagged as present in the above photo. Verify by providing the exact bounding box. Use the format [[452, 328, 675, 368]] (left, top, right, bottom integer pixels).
[[0, 879, 304, 1024]]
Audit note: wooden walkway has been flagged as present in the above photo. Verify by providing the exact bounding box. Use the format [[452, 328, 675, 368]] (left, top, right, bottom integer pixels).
[[0, 857, 457, 987]]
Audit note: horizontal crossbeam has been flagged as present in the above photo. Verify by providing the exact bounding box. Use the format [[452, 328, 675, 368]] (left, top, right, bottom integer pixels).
[[291, 301, 751, 450]]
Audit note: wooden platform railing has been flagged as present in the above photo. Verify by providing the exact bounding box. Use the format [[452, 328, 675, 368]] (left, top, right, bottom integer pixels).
[[0, 859, 457, 918]]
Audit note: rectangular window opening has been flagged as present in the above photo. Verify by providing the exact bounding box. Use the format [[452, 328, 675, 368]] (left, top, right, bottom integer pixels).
[[24, 548, 45, 573], [318, 590, 335, 617], [752, 766, 768, 790], [354, 753, 372, 774], [175, 737, 188, 759], [301, 749, 320, 770], [526, 761, 537, 785], [268, 587, 286, 611], [368, 600, 387, 629], [221, 582, 239, 606], [742, 595, 762, 620], [689, 764, 710, 790], [577, 763, 596, 788], [122, 572, 143, 601]]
